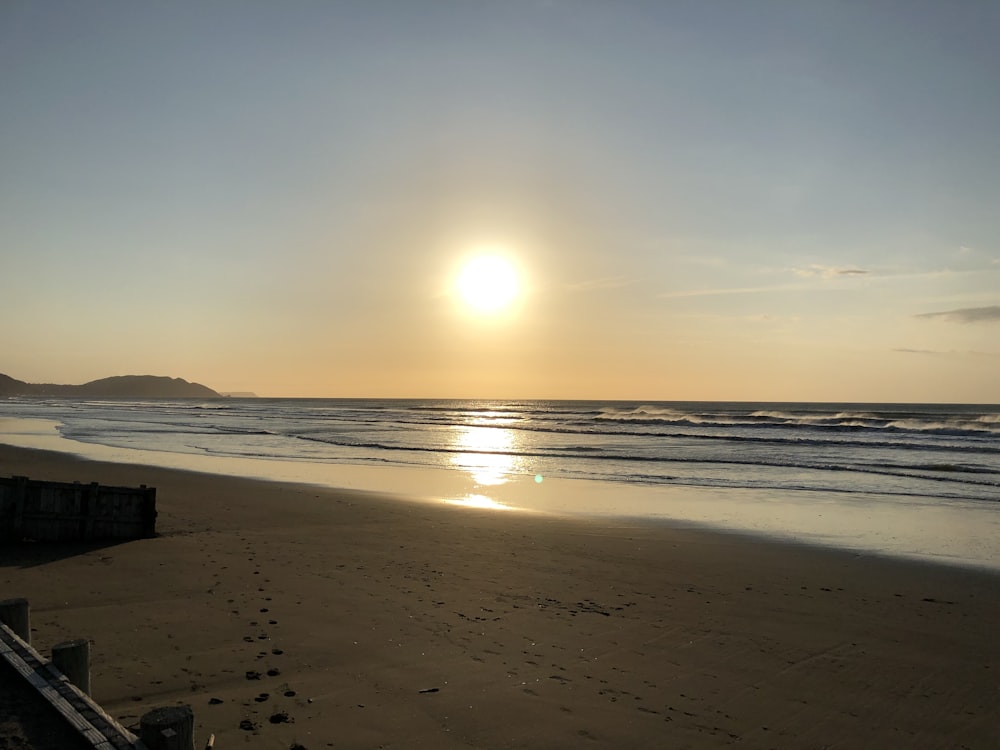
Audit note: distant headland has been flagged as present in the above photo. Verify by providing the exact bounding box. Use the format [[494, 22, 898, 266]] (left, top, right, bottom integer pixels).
[[0, 373, 221, 399]]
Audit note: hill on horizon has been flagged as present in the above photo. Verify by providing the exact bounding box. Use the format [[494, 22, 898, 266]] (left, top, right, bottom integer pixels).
[[0, 373, 221, 399]]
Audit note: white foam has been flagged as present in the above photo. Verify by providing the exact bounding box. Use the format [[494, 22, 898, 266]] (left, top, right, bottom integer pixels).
[[2, 417, 998, 572]]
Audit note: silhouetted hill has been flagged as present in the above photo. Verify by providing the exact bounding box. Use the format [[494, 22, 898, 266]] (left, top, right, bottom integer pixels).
[[0, 374, 221, 398]]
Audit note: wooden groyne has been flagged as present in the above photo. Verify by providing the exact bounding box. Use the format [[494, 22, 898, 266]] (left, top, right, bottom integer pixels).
[[1, 598, 202, 750], [0, 598, 146, 749], [0, 475, 156, 542]]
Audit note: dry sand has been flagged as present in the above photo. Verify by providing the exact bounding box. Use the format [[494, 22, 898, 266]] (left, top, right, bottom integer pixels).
[[1, 444, 997, 749]]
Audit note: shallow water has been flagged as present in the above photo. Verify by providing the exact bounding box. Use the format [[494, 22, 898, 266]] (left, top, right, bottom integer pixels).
[[2, 402, 998, 571], [5, 398, 1000, 496]]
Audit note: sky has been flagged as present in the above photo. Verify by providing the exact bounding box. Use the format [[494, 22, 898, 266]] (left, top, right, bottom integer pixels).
[[2, 1, 999, 402]]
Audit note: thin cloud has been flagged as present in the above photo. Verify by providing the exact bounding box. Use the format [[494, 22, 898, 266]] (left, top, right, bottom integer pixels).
[[565, 276, 636, 292], [915, 305, 1000, 323], [793, 264, 869, 279], [674, 311, 801, 323], [895, 348, 1000, 358], [678, 255, 727, 268], [659, 276, 866, 298], [659, 283, 807, 299]]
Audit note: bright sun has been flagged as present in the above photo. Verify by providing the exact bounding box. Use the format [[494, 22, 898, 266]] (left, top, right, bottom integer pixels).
[[456, 255, 520, 314]]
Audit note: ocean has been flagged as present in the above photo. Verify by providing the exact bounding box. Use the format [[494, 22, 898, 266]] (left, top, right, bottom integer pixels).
[[2, 398, 999, 568]]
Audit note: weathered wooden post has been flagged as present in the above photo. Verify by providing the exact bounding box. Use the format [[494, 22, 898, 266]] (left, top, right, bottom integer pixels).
[[52, 638, 91, 695], [82, 481, 99, 540], [140, 705, 194, 750], [141, 484, 158, 538], [12, 476, 28, 541], [0, 597, 30, 643]]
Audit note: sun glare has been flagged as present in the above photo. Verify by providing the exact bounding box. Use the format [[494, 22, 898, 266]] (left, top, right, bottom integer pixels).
[[456, 255, 520, 314]]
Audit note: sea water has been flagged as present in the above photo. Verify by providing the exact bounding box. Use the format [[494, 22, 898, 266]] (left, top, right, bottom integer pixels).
[[2, 398, 998, 569]]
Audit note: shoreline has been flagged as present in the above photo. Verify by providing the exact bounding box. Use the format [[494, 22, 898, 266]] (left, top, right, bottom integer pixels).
[[3, 417, 999, 571], [1, 443, 998, 748]]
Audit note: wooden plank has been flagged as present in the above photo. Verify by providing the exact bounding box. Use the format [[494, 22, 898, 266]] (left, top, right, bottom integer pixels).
[[5, 645, 104, 741], [0, 486, 12, 518], [36, 681, 99, 734], [3, 476, 157, 542], [143, 486, 157, 538], [0, 599, 31, 642], [1, 622, 145, 749], [81, 483, 93, 540], [40, 663, 142, 741], [52, 638, 91, 694], [12, 475, 27, 538]]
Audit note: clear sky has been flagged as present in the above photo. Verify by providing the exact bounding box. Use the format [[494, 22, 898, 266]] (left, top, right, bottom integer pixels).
[[2, 1, 998, 402]]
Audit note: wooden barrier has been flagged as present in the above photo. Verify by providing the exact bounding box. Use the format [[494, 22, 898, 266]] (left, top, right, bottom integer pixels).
[[52, 638, 91, 695], [140, 706, 194, 750], [0, 598, 207, 750], [0, 475, 156, 542], [0, 598, 30, 643], [0, 599, 147, 749]]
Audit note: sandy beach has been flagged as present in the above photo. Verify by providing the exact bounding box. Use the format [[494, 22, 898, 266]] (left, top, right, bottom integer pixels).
[[1, 443, 997, 749]]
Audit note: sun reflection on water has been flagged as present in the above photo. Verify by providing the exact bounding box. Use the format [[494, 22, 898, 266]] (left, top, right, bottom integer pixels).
[[450, 425, 519, 486], [444, 494, 514, 511]]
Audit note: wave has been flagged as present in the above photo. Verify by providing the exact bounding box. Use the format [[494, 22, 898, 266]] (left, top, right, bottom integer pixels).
[[191, 440, 999, 501], [597, 405, 710, 423], [288, 432, 999, 489], [9, 398, 998, 505], [886, 462, 1000, 475], [594, 407, 1000, 436], [213, 427, 277, 436], [56, 409, 1000, 458]]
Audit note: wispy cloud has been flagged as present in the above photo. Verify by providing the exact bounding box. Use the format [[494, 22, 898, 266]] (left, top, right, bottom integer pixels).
[[659, 283, 807, 299], [659, 274, 868, 298], [565, 276, 636, 292], [915, 305, 1000, 323], [674, 311, 801, 323], [678, 255, 727, 268], [895, 348, 1000, 358], [792, 264, 869, 279], [661, 260, 994, 301]]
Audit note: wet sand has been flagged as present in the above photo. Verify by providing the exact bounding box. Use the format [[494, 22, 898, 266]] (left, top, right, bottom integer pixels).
[[1, 444, 997, 749]]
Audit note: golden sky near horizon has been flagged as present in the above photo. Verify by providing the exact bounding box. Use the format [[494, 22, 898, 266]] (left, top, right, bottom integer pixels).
[[2, 2, 999, 402]]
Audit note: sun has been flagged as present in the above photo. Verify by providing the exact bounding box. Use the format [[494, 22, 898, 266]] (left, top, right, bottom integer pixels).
[[455, 255, 520, 314]]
